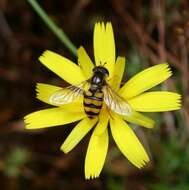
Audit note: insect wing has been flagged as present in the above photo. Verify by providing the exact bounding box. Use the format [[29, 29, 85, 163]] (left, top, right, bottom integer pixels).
[[49, 83, 85, 105], [103, 85, 132, 115]]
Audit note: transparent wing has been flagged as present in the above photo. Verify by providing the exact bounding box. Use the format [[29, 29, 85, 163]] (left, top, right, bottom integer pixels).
[[103, 85, 132, 116], [49, 82, 87, 105]]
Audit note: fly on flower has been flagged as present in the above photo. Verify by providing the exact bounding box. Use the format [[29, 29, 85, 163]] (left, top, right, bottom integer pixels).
[[49, 64, 131, 118], [24, 22, 181, 179]]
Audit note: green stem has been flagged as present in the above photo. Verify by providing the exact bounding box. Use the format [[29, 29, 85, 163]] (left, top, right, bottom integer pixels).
[[27, 0, 77, 56]]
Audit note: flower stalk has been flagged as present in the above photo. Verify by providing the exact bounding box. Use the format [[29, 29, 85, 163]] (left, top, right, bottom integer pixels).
[[27, 0, 77, 56]]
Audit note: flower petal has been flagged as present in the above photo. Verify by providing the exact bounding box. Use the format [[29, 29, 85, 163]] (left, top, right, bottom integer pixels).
[[111, 56, 125, 90], [39, 50, 86, 85], [110, 116, 149, 168], [36, 83, 62, 106], [36, 83, 83, 106], [78, 46, 94, 79], [122, 111, 155, 128], [94, 22, 115, 78], [85, 128, 109, 179], [93, 104, 109, 136], [24, 104, 85, 129], [128, 91, 181, 112], [119, 64, 172, 99], [60, 117, 97, 153]]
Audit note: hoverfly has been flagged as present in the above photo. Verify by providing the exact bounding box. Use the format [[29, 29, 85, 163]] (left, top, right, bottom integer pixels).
[[49, 65, 131, 118]]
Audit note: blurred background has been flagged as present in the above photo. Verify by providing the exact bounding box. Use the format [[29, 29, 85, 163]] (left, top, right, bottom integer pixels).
[[0, 0, 189, 189]]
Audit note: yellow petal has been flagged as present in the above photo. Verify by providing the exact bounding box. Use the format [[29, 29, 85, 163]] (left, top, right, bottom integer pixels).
[[36, 83, 62, 106], [119, 64, 172, 99], [85, 128, 109, 179], [61, 117, 97, 153], [39, 50, 86, 85], [36, 83, 83, 106], [128, 91, 181, 112], [94, 22, 115, 78], [93, 105, 109, 136], [111, 56, 125, 90], [110, 116, 149, 168], [24, 104, 86, 129], [123, 111, 155, 128], [78, 46, 94, 79]]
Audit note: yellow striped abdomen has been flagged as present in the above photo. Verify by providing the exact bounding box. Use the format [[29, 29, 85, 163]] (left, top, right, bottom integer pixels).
[[83, 90, 103, 118]]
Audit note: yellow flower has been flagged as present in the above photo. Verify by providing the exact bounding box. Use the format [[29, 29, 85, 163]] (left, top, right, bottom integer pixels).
[[24, 22, 181, 179]]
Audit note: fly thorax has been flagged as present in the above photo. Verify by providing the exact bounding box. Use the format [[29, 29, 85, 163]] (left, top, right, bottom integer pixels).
[[90, 84, 99, 92], [91, 75, 100, 84], [92, 74, 105, 85]]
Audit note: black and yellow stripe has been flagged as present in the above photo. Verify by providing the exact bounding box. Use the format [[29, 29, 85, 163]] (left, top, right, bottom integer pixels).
[[83, 90, 103, 118]]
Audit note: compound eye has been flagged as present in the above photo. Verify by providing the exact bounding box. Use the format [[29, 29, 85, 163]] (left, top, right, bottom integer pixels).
[[106, 70, 109, 76], [93, 67, 98, 73], [104, 68, 109, 76]]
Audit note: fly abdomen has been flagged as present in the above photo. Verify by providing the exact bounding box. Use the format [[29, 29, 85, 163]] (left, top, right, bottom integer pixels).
[[83, 90, 103, 118]]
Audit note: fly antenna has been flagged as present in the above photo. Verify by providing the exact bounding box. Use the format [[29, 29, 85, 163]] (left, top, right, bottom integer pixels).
[[102, 62, 107, 67], [99, 61, 107, 67]]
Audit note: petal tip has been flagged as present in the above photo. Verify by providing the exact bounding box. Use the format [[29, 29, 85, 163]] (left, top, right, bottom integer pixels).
[[60, 145, 68, 154], [38, 50, 49, 61], [38, 50, 57, 64], [85, 173, 99, 180], [136, 157, 150, 169], [35, 83, 43, 94], [77, 46, 84, 52], [23, 118, 33, 129], [160, 63, 173, 78], [148, 121, 156, 128], [106, 22, 113, 29]]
